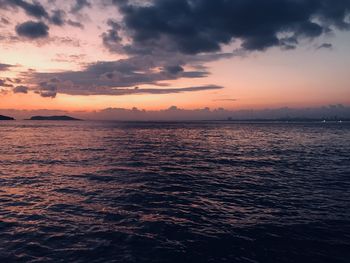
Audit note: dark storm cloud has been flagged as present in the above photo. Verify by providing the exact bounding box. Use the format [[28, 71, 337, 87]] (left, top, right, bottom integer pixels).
[[108, 0, 350, 54], [0, 0, 49, 19], [16, 21, 49, 38], [71, 0, 91, 13], [13, 85, 29, 94]]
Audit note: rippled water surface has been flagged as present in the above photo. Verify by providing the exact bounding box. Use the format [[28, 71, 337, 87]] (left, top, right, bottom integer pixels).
[[0, 121, 349, 262]]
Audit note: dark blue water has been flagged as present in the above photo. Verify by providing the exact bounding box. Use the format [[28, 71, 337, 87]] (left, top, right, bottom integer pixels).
[[0, 121, 349, 262]]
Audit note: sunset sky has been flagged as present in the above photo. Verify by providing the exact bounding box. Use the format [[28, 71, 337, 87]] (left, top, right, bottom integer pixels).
[[0, 0, 350, 112]]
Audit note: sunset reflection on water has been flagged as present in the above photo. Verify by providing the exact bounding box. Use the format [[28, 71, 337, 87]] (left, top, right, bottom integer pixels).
[[0, 121, 349, 262]]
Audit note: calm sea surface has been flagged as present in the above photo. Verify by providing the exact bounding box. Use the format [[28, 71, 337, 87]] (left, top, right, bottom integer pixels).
[[0, 121, 349, 263]]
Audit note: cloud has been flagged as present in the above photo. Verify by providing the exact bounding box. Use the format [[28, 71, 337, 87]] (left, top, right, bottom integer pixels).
[[5, 77, 21, 83], [71, 0, 91, 13], [3, 0, 349, 99], [29, 54, 215, 96], [33, 74, 222, 97], [108, 0, 350, 54], [25, 40, 235, 97], [13, 85, 29, 94], [0, 1, 80, 29], [0, 79, 13, 87], [36, 78, 59, 98], [51, 36, 81, 47], [90, 0, 350, 99], [1, 0, 49, 19], [29, 57, 221, 97], [213, 99, 237, 102], [0, 17, 10, 26], [16, 21, 49, 39], [0, 63, 13, 71], [67, 19, 84, 29], [50, 9, 66, 26], [102, 19, 124, 53], [52, 53, 87, 63], [164, 65, 184, 75], [317, 43, 333, 50]]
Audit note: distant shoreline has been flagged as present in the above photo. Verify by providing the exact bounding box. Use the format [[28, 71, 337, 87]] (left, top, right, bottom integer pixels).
[[1, 117, 349, 123], [26, 116, 81, 121]]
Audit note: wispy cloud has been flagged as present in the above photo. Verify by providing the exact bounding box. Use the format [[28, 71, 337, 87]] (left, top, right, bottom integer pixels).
[[317, 43, 333, 50], [213, 99, 237, 102]]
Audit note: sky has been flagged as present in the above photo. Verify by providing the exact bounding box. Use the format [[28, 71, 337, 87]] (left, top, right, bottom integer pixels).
[[0, 0, 350, 117]]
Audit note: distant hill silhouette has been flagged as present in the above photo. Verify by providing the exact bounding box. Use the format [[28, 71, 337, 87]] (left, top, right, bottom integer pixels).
[[29, 115, 81, 121], [0, 115, 15, 120]]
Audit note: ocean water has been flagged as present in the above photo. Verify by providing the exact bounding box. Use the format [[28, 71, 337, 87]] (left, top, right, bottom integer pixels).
[[0, 121, 349, 263]]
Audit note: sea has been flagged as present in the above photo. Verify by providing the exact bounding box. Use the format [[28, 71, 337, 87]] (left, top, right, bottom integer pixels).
[[0, 121, 349, 263]]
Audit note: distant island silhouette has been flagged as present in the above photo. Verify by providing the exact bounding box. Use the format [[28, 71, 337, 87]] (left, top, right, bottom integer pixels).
[[0, 115, 15, 120], [29, 116, 81, 121]]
